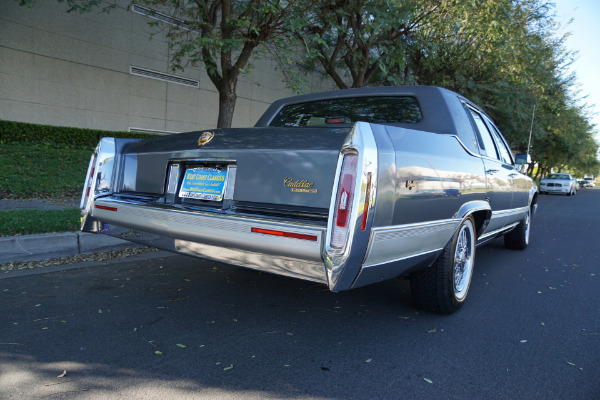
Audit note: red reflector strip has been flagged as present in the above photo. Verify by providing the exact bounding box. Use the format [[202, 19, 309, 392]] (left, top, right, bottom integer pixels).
[[361, 172, 372, 231], [251, 227, 318, 242], [95, 205, 118, 212]]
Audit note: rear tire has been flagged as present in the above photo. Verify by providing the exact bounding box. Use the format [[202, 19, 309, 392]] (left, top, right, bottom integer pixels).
[[410, 216, 476, 314], [504, 208, 530, 250]]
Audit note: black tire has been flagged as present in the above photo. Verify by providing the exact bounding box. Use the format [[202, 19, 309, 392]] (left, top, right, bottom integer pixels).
[[504, 208, 530, 250], [410, 216, 476, 314]]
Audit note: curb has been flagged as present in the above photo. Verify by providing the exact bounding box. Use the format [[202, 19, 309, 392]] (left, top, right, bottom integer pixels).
[[0, 232, 143, 264]]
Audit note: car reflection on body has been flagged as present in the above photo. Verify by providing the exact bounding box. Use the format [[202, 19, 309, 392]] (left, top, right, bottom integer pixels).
[[539, 173, 577, 195]]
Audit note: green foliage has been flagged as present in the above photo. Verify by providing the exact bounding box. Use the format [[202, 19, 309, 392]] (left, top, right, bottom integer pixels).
[[0, 120, 153, 149], [0, 143, 92, 199], [288, 0, 420, 89], [0, 208, 81, 237]]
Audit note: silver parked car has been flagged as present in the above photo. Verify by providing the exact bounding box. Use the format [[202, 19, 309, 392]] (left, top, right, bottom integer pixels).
[[539, 173, 577, 195], [80, 86, 538, 314]]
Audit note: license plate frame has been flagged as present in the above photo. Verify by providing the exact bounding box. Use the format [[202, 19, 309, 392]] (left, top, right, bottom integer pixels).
[[178, 167, 228, 201]]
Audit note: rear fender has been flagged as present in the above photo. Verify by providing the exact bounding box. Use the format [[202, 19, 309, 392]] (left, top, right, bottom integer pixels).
[[324, 122, 379, 291]]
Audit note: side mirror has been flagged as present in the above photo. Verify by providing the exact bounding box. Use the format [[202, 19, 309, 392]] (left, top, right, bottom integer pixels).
[[514, 153, 532, 165]]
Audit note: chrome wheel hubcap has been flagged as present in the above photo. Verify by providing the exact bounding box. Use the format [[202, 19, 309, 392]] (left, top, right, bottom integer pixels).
[[454, 221, 474, 301]]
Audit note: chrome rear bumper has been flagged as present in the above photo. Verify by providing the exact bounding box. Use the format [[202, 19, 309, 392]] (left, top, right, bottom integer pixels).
[[83, 198, 328, 284]]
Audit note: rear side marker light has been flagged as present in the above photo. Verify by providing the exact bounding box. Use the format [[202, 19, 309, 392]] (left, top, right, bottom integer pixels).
[[251, 227, 318, 242], [361, 172, 372, 230], [95, 205, 118, 212]]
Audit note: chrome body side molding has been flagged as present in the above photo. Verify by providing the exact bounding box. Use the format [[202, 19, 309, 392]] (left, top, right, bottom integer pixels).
[[362, 219, 460, 268]]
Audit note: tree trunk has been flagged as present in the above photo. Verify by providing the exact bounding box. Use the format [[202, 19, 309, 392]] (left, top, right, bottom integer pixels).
[[216, 82, 237, 129]]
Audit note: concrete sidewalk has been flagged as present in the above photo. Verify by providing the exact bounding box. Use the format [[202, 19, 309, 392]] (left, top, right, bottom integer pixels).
[[0, 231, 143, 264], [0, 198, 141, 264]]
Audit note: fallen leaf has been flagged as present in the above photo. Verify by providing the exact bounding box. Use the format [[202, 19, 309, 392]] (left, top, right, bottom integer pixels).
[[57, 370, 67, 378], [424, 378, 433, 384]]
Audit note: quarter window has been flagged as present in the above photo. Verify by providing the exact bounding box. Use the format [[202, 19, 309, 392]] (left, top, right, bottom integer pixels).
[[485, 119, 513, 164], [468, 108, 498, 159]]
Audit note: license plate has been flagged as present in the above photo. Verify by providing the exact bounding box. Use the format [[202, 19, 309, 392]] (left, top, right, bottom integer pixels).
[[179, 167, 228, 201]]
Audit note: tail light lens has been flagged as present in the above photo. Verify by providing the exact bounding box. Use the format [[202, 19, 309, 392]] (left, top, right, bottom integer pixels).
[[330, 154, 358, 248], [80, 155, 97, 209], [79, 138, 116, 210]]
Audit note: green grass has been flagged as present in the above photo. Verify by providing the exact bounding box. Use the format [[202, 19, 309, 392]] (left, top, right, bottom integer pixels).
[[0, 143, 92, 199], [0, 208, 81, 236]]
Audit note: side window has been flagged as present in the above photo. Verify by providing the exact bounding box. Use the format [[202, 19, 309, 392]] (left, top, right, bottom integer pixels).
[[468, 108, 498, 159], [485, 119, 513, 164]]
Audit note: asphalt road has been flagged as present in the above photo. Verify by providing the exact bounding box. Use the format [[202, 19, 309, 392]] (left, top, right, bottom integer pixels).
[[1, 190, 599, 399]]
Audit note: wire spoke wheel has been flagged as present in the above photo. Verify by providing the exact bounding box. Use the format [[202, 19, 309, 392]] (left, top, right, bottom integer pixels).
[[453, 222, 475, 301], [411, 216, 476, 314]]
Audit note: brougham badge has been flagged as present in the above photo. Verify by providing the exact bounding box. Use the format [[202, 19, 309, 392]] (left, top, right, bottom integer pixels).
[[198, 131, 214, 146]]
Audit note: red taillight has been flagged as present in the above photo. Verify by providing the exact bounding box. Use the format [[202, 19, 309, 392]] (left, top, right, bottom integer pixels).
[[85, 167, 95, 198], [330, 154, 358, 248], [336, 174, 353, 227]]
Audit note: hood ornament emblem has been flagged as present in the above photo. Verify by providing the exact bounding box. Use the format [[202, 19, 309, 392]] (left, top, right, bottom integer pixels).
[[198, 131, 214, 146]]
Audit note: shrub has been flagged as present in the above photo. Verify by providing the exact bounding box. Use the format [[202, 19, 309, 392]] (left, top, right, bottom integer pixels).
[[0, 120, 154, 149]]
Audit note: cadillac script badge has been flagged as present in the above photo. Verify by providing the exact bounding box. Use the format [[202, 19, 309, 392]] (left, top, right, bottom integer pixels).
[[284, 177, 318, 193], [198, 131, 214, 146]]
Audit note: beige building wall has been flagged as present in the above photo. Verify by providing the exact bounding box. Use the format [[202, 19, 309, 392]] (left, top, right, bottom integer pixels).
[[0, 1, 330, 133]]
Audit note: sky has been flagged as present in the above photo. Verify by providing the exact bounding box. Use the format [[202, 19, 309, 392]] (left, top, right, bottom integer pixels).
[[552, 0, 600, 137]]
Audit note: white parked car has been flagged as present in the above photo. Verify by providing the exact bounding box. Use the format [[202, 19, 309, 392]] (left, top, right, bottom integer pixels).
[[539, 173, 577, 196]]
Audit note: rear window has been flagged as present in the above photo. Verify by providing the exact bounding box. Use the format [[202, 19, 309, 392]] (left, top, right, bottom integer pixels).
[[269, 96, 423, 127]]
